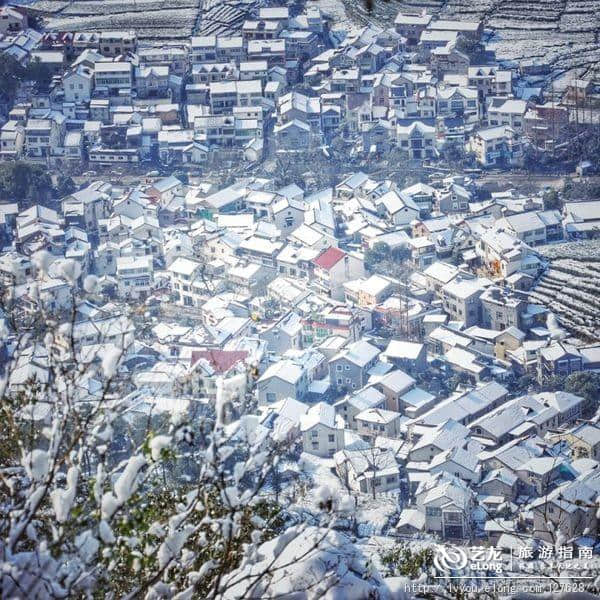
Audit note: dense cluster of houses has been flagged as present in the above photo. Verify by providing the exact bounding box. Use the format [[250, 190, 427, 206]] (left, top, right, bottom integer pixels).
[[1, 3, 596, 169], [2, 161, 600, 548]]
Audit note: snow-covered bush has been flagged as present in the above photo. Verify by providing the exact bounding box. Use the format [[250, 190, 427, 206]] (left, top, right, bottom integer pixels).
[[0, 265, 395, 599]]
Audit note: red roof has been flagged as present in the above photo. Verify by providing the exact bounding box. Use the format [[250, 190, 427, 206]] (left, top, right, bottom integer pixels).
[[191, 350, 248, 374], [313, 247, 345, 270]]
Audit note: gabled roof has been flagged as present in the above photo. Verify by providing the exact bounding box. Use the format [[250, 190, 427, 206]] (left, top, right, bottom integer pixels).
[[384, 340, 424, 360], [313, 246, 345, 270], [332, 339, 380, 367], [431, 446, 479, 473], [258, 359, 303, 385], [412, 419, 470, 453], [191, 350, 248, 374], [300, 401, 338, 431]]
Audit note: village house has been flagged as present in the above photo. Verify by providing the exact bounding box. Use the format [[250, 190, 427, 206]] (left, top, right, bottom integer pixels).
[[335, 447, 400, 494], [329, 339, 380, 391], [300, 401, 345, 457]]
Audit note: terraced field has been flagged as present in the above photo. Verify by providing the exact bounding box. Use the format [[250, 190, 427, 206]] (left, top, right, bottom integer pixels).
[[344, 0, 600, 87], [530, 241, 600, 341], [22, 0, 258, 42], [20, 0, 600, 66]]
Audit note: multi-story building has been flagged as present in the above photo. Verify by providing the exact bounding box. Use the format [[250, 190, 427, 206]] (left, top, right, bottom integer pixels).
[[99, 30, 136, 57], [467, 125, 524, 167], [441, 276, 489, 327], [135, 65, 171, 99], [487, 98, 528, 131], [537, 341, 584, 383], [116, 255, 153, 300], [397, 120, 436, 159], [300, 402, 345, 457], [480, 286, 525, 331], [467, 66, 512, 97], [25, 118, 61, 158], [0, 6, 28, 34], [312, 246, 365, 301], [138, 45, 189, 75], [191, 36, 245, 64], [329, 339, 380, 391], [394, 12, 432, 46], [63, 64, 94, 103], [94, 61, 133, 94], [0, 121, 24, 159]]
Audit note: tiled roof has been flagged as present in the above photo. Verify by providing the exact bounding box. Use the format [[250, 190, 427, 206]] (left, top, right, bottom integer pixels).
[[191, 350, 248, 374], [313, 246, 345, 270]]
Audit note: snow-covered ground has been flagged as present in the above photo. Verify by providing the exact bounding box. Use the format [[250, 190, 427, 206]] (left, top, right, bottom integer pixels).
[[531, 241, 600, 340], [20, 0, 256, 41], [297, 452, 401, 536]]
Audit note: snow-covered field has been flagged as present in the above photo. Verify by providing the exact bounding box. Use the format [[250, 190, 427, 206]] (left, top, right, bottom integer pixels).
[[21, 0, 257, 41], [353, 0, 600, 83], [537, 239, 600, 261], [531, 240, 600, 341]]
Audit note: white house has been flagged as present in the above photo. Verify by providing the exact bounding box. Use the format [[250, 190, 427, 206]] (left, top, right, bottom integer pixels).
[[257, 359, 310, 404], [467, 126, 524, 168], [429, 446, 481, 484], [300, 402, 345, 457], [334, 447, 400, 494], [312, 246, 365, 301], [116, 255, 153, 300], [63, 65, 94, 103]]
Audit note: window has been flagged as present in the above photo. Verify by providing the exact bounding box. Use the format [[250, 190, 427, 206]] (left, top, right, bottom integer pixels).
[[328, 434, 334, 442], [386, 476, 396, 484], [426, 506, 441, 516], [445, 512, 462, 523], [266, 392, 276, 402]]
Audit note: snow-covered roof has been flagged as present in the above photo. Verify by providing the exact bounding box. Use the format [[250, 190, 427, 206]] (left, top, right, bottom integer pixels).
[[378, 369, 415, 394], [300, 401, 339, 431], [384, 340, 424, 360], [332, 339, 380, 367], [258, 359, 303, 385]]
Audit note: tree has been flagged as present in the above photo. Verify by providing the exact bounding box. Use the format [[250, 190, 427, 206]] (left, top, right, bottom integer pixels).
[[391, 245, 410, 262], [543, 188, 562, 210], [0, 54, 26, 102], [514, 374, 536, 394], [541, 374, 565, 392], [25, 57, 53, 90], [0, 254, 397, 599], [564, 371, 600, 407], [0, 161, 53, 203], [454, 35, 487, 62], [380, 544, 434, 579], [364, 242, 390, 271], [54, 174, 77, 198]]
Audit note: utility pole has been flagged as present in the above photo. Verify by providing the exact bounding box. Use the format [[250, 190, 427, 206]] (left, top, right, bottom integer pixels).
[[550, 79, 555, 160]]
